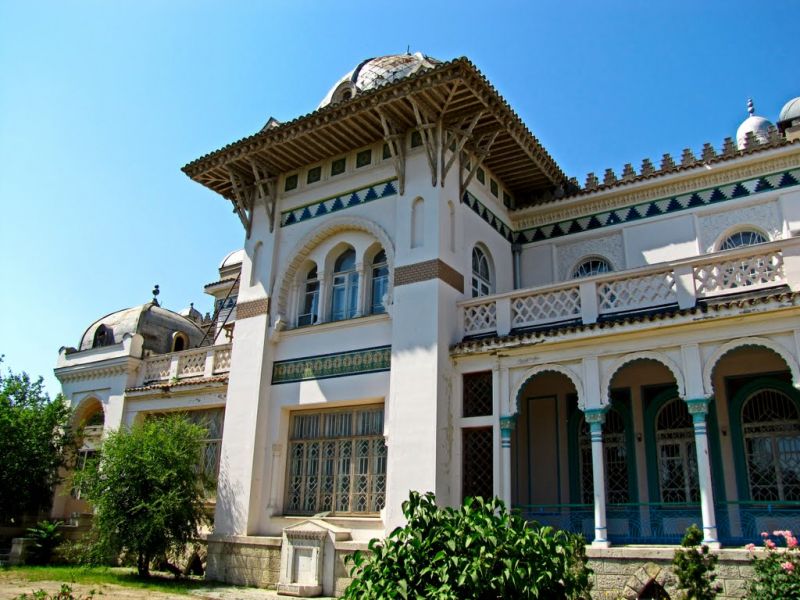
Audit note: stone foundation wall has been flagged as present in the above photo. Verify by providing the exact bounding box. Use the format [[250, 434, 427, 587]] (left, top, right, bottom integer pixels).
[[206, 536, 281, 588], [587, 547, 754, 600]]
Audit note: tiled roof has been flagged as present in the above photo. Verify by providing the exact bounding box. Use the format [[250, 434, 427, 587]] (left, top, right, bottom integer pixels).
[[452, 287, 800, 355]]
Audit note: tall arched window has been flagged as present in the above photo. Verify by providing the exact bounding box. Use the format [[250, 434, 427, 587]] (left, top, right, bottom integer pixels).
[[742, 388, 800, 501], [370, 250, 389, 315], [471, 246, 493, 298], [411, 198, 424, 249], [92, 325, 113, 348], [330, 249, 358, 321], [655, 398, 699, 503], [579, 408, 630, 504], [297, 266, 319, 326], [719, 229, 769, 251], [572, 256, 613, 279], [171, 332, 188, 352]]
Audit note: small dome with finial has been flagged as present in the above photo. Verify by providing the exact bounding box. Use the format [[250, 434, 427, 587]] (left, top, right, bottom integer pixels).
[[180, 302, 204, 324], [736, 98, 774, 149]]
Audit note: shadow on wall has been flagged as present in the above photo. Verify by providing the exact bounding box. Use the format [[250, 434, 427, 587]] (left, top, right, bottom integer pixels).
[[214, 453, 247, 535]]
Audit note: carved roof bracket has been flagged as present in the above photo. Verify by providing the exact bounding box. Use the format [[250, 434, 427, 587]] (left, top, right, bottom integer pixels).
[[376, 107, 407, 195], [441, 110, 483, 186], [408, 95, 441, 187], [248, 158, 279, 233], [225, 165, 255, 237], [459, 130, 499, 201]]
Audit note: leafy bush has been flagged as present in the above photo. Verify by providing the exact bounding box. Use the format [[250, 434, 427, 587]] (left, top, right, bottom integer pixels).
[[343, 491, 592, 600], [672, 524, 720, 600], [73, 414, 211, 576], [747, 529, 800, 599], [26, 521, 63, 565]]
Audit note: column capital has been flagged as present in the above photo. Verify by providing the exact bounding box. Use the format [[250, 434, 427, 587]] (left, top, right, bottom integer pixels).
[[685, 397, 710, 418], [583, 406, 608, 425], [499, 415, 517, 439]]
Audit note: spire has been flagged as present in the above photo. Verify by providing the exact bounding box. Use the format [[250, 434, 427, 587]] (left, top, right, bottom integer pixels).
[[152, 284, 160, 306], [747, 98, 755, 116]]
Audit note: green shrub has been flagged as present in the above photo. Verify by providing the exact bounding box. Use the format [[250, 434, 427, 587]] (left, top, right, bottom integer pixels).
[[747, 530, 800, 600], [15, 584, 94, 600], [343, 491, 592, 600], [26, 521, 63, 565], [672, 524, 720, 600]]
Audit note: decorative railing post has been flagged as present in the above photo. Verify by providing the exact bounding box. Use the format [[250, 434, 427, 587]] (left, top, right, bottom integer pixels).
[[585, 407, 611, 548], [499, 415, 516, 507], [686, 397, 719, 547]]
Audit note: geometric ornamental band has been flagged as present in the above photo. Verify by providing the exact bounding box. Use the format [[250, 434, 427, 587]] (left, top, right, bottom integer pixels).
[[272, 345, 391, 384]]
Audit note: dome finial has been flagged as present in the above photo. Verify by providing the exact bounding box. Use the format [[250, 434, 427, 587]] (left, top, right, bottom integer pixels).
[[152, 284, 160, 306], [747, 98, 755, 116]]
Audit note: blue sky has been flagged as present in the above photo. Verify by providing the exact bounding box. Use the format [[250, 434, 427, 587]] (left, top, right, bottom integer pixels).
[[1, 0, 797, 396]]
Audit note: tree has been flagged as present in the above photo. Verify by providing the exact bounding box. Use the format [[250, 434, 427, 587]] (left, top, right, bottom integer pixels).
[[0, 360, 74, 521], [344, 491, 592, 599], [672, 524, 721, 600], [74, 414, 211, 577]]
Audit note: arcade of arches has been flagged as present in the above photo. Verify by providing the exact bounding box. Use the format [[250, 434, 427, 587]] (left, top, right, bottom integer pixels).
[[463, 343, 800, 547]]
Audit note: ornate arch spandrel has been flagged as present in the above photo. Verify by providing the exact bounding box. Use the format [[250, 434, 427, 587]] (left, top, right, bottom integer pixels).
[[702, 336, 800, 396], [510, 363, 584, 415], [602, 351, 686, 404]]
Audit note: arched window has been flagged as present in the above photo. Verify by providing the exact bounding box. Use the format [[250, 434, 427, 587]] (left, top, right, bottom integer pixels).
[[330, 249, 358, 321], [92, 325, 113, 348], [297, 266, 319, 326], [742, 388, 800, 501], [370, 250, 389, 315], [655, 398, 699, 503], [579, 408, 630, 504], [719, 229, 768, 251], [471, 246, 493, 298], [171, 332, 188, 352], [572, 256, 613, 279], [411, 198, 424, 248]]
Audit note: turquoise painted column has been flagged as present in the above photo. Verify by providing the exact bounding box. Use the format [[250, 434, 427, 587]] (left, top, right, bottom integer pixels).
[[500, 415, 516, 507], [686, 397, 719, 546], [585, 407, 610, 548]]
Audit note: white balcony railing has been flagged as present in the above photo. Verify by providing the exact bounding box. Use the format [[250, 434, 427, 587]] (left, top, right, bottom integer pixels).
[[460, 238, 800, 339], [139, 343, 232, 385]]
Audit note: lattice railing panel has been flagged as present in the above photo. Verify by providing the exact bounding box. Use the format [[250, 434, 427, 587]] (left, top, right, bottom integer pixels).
[[177, 349, 206, 378], [694, 250, 784, 297], [143, 356, 170, 382], [463, 301, 497, 334], [598, 271, 676, 313], [213, 346, 232, 373], [511, 287, 580, 328]]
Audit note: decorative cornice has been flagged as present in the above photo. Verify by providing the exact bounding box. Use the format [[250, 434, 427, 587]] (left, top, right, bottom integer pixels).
[[394, 259, 464, 293], [236, 297, 269, 320], [55, 357, 140, 384], [272, 345, 391, 384], [280, 179, 398, 227]]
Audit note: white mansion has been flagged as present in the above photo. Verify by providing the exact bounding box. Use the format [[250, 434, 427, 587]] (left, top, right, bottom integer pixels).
[[54, 54, 800, 597]]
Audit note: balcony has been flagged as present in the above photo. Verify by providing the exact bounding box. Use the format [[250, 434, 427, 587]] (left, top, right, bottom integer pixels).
[[459, 237, 800, 340], [138, 344, 232, 386]]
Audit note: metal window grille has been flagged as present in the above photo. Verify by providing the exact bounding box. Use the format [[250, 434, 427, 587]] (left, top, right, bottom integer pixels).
[[579, 409, 630, 504], [463, 371, 492, 417], [471, 247, 492, 298], [720, 230, 768, 251], [743, 389, 800, 502], [655, 398, 699, 503], [185, 408, 225, 486], [286, 406, 386, 515], [462, 427, 493, 501]]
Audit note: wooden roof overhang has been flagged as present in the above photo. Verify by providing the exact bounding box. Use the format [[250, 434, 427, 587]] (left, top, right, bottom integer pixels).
[[182, 57, 566, 232]]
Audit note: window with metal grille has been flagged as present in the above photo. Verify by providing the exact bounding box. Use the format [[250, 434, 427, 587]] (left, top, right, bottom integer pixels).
[[571, 256, 613, 279], [719, 229, 768, 251], [742, 388, 800, 501], [655, 398, 699, 503], [286, 406, 387, 515], [463, 371, 492, 417], [579, 408, 630, 504], [297, 266, 320, 326], [462, 427, 493, 501], [471, 246, 493, 298]]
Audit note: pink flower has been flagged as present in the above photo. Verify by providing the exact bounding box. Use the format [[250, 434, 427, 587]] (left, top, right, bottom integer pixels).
[[762, 531, 769, 538], [788, 536, 798, 549], [766, 540, 777, 549], [774, 530, 783, 537], [745, 543, 756, 552], [782, 561, 795, 573]]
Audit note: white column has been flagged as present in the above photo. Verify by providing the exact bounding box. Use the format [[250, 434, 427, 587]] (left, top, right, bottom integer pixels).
[[585, 407, 610, 548], [316, 270, 328, 323], [499, 415, 516, 507], [686, 397, 720, 547], [355, 261, 366, 317]]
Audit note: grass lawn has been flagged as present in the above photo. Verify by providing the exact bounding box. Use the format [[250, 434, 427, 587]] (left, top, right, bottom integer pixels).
[[0, 565, 220, 596]]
